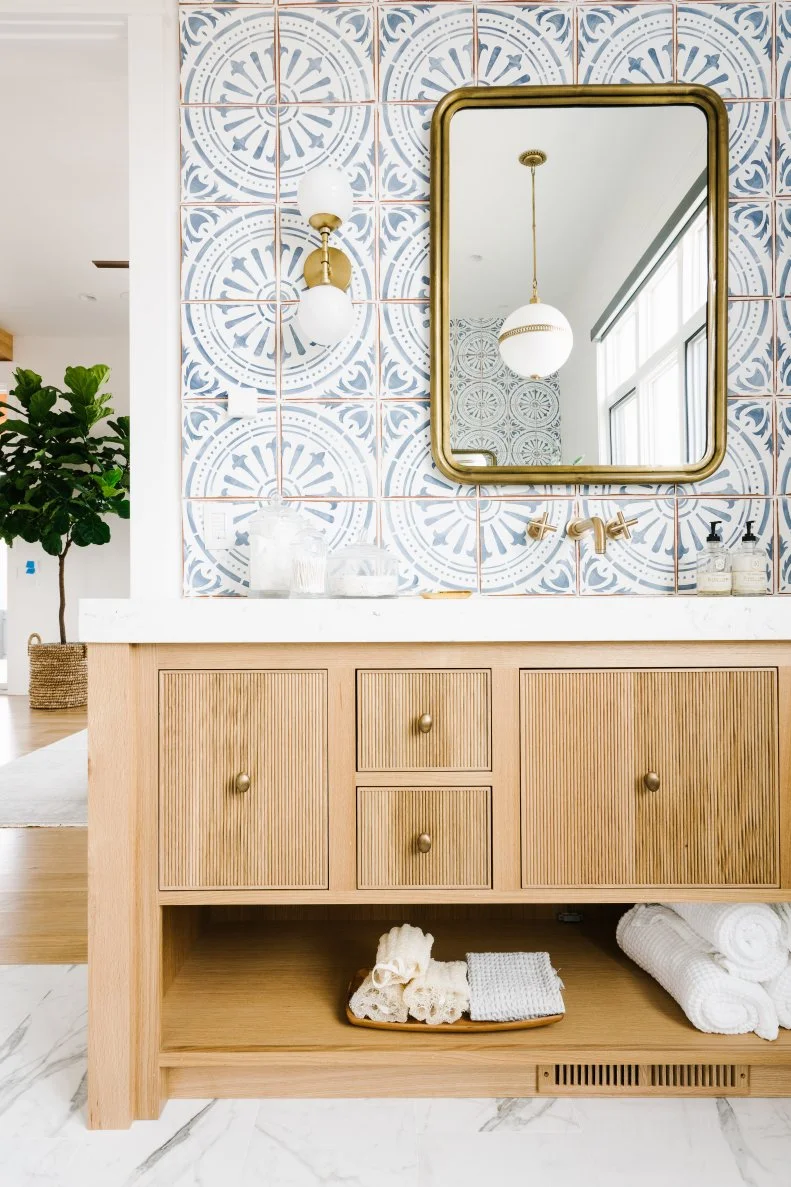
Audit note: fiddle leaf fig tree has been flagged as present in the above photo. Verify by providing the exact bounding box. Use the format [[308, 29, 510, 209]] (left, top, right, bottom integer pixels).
[[0, 365, 129, 644]]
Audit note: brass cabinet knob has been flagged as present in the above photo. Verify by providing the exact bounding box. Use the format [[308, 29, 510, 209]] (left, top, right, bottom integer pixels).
[[643, 771, 660, 793], [417, 833, 432, 854], [418, 712, 433, 734], [234, 772, 251, 793]]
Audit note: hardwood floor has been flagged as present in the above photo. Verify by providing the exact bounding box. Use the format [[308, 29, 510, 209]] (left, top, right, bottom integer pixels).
[[0, 696, 87, 964]]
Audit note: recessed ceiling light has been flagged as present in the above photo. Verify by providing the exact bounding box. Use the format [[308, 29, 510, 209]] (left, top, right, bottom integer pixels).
[[78, 293, 97, 303], [470, 253, 484, 263]]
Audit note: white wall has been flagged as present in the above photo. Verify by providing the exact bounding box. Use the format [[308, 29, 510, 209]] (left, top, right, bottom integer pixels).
[[0, 335, 129, 692]]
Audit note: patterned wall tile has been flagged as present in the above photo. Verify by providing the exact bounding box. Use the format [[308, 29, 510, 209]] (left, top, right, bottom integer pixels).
[[182, 302, 277, 399], [279, 106, 375, 202], [379, 105, 432, 201], [183, 402, 278, 498], [380, 304, 430, 398], [779, 3, 791, 99], [480, 499, 576, 593], [278, 8, 374, 103], [281, 401, 377, 498], [728, 300, 774, 395], [729, 202, 772, 296], [280, 207, 375, 302], [477, 7, 573, 88], [381, 499, 479, 592], [577, 496, 677, 594], [577, 5, 673, 85], [182, 206, 277, 302], [779, 497, 791, 589], [382, 400, 472, 497], [691, 399, 773, 496], [380, 206, 430, 299], [181, 105, 277, 204], [777, 202, 791, 295], [379, 5, 473, 101], [677, 4, 773, 99], [678, 495, 774, 590], [281, 303, 376, 398], [779, 102, 791, 195], [778, 400, 791, 492], [726, 101, 772, 198], [778, 301, 791, 394], [181, 8, 276, 105]]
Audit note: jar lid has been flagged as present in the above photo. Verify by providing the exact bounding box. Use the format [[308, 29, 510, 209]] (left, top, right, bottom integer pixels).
[[248, 495, 307, 534]]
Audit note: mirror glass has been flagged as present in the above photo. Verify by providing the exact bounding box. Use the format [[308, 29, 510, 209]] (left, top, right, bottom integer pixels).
[[447, 103, 710, 472]]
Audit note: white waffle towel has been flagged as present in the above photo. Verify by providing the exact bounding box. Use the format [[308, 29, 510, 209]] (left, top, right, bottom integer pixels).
[[403, 959, 469, 1026], [618, 905, 779, 1041], [466, 951, 565, 1022], [349, 973, 408, 1024], [371, 924, 434, 988], [773, 904, 791, 950], [764, 958, 791, 1029], [668, 902, 787, 983]]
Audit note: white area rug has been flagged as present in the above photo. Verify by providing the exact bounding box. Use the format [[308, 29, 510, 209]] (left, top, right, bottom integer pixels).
[[0, 729, 87, 827]]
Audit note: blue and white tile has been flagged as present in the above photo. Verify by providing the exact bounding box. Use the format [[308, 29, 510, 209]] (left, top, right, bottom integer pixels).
[[480, 499, 576, 593], [281, 303, 376, 399], [183, 402, 278, 498], [380, 206, 430, 300], [776, 202, 791, 295], [181, 105, 277, 204], [779, 3, 791, 99], [678, 4, 773, 99], [185, 500, 257, 596], [729, 202, 772, 297], [379, 5, 473, 102], [278, 7, 374, 103], [280, 206, 375, 302], [778, 496, 791, 590], [281, 401, 377, 498], [678, 496, 774, 591], [577, 5, 673, 85], [726, 101, 772, 198], [182, 303, 277, 400], [690, 399, 773, 495], [285, 499, 375, 554], [181, 8, 276, 105], [577, 497, 676, 594], [778, 300, 791, 393], [778, 102, 791, 196], [380, 304, 430, 398], [381, 499, 479, 592], [379, 105, 432, 201], [728, 300, 773, 394], [777, 400, 791, 492], [382, 401, 473, 498], [477, 6, 573, 88], [279, 105, 375, 202], [182, 206, 277, 302]]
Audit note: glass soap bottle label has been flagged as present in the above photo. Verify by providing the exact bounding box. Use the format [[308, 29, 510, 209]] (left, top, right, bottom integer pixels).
[[697, 565, 732, 594]]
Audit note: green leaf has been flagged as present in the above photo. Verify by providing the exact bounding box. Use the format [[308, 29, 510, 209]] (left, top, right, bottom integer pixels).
[[40, 531, 63, 556], [29, 389, 57, 421], [64, 364, 110, 405]]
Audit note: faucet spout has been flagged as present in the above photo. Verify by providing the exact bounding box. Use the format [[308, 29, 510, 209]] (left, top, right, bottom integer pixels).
[[566, 515, 607, 554]]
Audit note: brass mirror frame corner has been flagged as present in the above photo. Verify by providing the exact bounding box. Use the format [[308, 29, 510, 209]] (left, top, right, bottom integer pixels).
[[429, 83, 729, 487]]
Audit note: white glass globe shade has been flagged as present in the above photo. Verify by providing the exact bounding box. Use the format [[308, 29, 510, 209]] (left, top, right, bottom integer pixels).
[[297, 166, 353, 225], [297, 285, 354, 346], [498, 302, 573, 378]]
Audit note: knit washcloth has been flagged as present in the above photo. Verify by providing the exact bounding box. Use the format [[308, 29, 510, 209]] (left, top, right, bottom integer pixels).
[[466, 951, 565, 1022]]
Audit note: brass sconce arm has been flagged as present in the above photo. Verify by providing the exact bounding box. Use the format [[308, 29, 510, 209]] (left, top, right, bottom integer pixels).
[[566, 516, 607, 555]]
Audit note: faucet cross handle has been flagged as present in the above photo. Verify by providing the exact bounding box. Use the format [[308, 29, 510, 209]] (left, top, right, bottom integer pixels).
[[527, 512, 557, 542], [607, 510, 638, 541]]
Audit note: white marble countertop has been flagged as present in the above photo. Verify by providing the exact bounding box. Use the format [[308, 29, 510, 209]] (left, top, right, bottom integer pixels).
[[79, 596, 791, 643]]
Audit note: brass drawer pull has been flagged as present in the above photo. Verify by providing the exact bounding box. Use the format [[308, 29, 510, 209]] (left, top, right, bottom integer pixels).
[[418, 712, 433, 734], [643, 771, 660, 793], [234, 772, 251, 794], [417, 832, 432, 854]]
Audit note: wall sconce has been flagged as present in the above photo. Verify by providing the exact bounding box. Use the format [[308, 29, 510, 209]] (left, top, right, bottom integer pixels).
[[296, 165, 354, 347]]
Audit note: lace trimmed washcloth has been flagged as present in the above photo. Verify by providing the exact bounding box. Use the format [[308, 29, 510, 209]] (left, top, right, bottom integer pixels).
[[372, 923, 434, 988], [403, 959, 469, 1026], [466, 951, 565, 1023], [349, 973, 408, 1024]]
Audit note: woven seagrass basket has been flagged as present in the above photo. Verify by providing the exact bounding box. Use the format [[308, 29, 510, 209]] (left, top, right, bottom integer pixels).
[[27, 632, 87, 709]]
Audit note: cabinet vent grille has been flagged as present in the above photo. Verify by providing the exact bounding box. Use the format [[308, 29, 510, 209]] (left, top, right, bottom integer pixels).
[[538, 1064, 749, 1096]]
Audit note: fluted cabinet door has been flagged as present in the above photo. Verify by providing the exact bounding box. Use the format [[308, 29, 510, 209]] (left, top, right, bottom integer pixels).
[[159, 670, 328, 889]]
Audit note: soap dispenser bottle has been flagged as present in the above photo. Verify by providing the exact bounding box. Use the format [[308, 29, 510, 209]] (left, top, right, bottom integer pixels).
[[731, 519, 769, 596], [696, 520, 732, 596]]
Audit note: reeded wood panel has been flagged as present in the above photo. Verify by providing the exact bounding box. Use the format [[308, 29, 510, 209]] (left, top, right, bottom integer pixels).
[[634, 669, 778, 885], [357, 787, 491, 888], [160, 671, 328, 889], [357, 669, 491, 771], [521, 670, 635, 886]]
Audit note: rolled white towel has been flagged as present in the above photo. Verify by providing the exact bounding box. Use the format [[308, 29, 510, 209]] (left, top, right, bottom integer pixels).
[[764, 958, 791, 1029], [617, 904, 779, 1041], [371, 923, 434, 988], [773, 904, 791, 950], [667, 902, 787, 983], [349, 973, 408, 1024], [403, 959, 469, 1026]]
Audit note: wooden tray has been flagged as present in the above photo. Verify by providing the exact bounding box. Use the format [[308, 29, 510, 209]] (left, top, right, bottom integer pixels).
[[346, 970, 564, 1033]]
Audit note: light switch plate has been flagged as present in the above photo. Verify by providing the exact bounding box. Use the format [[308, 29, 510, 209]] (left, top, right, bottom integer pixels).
[[226, 388, 258, 418], [203, 507, 234, 550]]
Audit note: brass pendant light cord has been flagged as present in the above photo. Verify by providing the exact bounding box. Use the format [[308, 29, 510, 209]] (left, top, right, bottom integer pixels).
[[530, 164, 539, 305]]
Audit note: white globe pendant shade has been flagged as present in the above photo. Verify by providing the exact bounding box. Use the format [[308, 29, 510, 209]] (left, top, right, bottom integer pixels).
[[498, 301, 573, 378], [297, 284, 354, 346], [297, 165, 353, 225]]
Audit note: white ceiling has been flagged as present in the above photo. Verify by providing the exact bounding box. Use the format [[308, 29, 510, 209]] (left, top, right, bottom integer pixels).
[[0, 17, 129, 338]]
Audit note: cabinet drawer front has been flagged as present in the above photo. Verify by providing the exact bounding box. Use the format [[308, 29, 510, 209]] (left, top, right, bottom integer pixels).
[[357, 670, 491, 771], [357, 787, 492, 889], [160, 670, 328, 890]]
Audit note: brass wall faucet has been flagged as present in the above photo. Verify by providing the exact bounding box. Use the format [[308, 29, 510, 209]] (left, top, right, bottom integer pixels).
[[566, 512, 638, 555]]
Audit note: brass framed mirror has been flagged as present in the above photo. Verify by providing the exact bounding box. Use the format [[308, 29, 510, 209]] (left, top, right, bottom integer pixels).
[[430, 84, 728, 485]]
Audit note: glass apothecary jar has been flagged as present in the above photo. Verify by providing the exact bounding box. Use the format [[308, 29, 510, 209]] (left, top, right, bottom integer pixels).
[[247, 496, 306, 598], [292, 526, 328, 597], [327, 543, 399, 598]]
